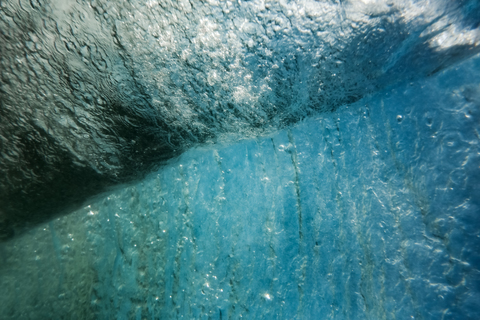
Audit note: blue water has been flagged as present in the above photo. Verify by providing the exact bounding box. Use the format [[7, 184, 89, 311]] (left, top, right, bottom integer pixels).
[[82, 54, 480, 319], [0, 1, 479, 319]]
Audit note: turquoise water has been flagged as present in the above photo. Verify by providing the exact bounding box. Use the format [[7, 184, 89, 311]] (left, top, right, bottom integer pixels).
[[0, 1, 479, 319]]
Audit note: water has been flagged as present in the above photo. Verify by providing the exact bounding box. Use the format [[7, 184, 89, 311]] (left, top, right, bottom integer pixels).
[[0, 0, 479, 319]]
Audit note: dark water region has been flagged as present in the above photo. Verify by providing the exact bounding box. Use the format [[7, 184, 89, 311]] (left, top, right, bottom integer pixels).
[[0, 1, 480, 319]]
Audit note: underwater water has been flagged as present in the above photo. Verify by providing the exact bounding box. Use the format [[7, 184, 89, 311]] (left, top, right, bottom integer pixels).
[[1, 0, 480, 319]]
